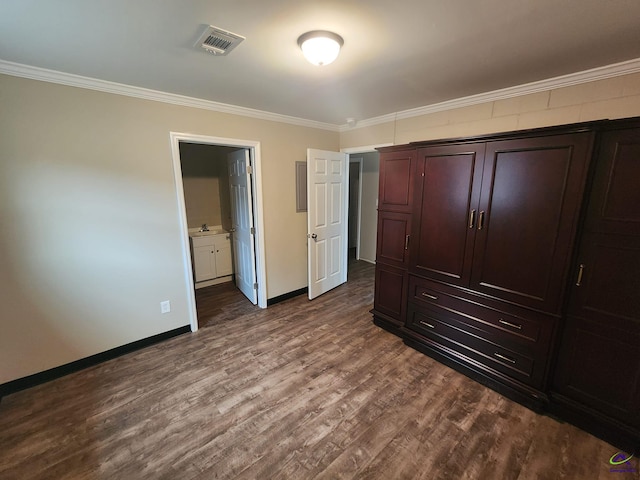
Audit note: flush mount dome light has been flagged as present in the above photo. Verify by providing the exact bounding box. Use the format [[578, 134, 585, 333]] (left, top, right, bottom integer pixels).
[[297, 30, 344, 66]]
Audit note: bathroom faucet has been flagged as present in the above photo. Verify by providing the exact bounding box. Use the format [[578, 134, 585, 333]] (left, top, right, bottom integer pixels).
[[200, 223, 209, 232]]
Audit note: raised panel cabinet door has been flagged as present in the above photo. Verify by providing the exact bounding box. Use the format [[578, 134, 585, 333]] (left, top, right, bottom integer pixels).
[[584, 127, 640, 236], [553, 317, 640, 430], [193, 245, 216, 282], [214, 240, 233, 277], [410, 143, 485, 287], [373, 264, 407, 325], [376, 211, 411, 268], [470, 133, 593, 313], [553, 126, 640, 439], [378, 149, 417, 213], [554, 233, 640, 429]]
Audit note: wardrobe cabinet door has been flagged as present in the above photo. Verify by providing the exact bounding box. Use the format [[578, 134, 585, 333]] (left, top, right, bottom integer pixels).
[[378, 149, 417, 213], [470, 133, 593, 313], [376, 211, 411, 268], [373, 264, 408, 326], [554, 126, 640, 432], [554, 234, 640, 430], [410, 143, 485, 287], [584, 128, 640, 235]]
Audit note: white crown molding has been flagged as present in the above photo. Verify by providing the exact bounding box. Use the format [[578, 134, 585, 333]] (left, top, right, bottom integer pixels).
[[341, 143, 393, 154], [0, 60, 340, 132], [341, 57, 640, 132], [2, 57, 639, 135]]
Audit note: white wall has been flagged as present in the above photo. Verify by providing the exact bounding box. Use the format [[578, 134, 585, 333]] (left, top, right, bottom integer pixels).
[[0, 74, 338, 384]]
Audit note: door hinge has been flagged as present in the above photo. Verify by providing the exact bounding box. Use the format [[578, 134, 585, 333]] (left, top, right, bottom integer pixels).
[[250, 227, 255, 234], [253, 282, 258, 289], [246, 165, 253, 174]]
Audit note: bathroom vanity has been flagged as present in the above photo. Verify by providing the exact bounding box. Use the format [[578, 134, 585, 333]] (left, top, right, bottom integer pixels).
[[190, 229, 233, 288]]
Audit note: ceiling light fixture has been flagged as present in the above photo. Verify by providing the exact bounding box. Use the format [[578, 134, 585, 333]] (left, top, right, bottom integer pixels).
[[297, 31, 344, 66]]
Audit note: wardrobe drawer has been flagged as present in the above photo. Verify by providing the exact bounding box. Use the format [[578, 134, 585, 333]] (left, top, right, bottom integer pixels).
[[408, 275, 547, 345], [406, 305, 543, 387]]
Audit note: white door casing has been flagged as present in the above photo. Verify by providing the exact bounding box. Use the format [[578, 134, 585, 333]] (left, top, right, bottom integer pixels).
[[170, 132, 267, 333], [307, 148, 349, 300], [228, 149, 258, 305]]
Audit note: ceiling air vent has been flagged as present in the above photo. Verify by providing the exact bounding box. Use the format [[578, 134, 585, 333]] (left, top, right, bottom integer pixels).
[[196, 25, 245, 56]]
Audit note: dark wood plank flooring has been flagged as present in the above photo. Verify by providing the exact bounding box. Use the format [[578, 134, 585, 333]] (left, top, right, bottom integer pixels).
[[0, 260, 637, 479]]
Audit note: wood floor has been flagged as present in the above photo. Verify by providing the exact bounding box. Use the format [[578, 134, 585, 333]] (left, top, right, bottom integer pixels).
[[0, 260, 637, 479]]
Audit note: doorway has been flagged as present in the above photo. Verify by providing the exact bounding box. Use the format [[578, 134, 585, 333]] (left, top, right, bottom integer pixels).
[[348, 158, 363, 261], [344, 148, 385, 267], [170, 132, 267, 332]]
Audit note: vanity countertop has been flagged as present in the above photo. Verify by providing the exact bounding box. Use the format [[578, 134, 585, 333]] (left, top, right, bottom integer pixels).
[[188, 225, 229, 237], [189, 230, 228, 237]]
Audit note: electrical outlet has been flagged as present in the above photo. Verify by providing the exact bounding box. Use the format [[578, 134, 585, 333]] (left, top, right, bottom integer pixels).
[[160, 300, 171, 314]]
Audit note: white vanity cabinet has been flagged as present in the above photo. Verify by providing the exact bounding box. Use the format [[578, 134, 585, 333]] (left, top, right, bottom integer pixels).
[[191, 233, 232, 283], [213, 236, 233, 277]]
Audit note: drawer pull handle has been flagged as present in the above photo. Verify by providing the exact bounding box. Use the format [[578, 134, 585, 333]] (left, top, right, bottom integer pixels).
[[421, 292, 438, 301], [419, 320, 435, 329], [498, 319, 522, 330], [494, 352, 516, 364]]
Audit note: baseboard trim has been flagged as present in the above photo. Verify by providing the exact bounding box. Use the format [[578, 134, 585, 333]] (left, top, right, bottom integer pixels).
[[267, 287, 308, 306], [0, 325, 191, 399], [194, 275, 233, 289]]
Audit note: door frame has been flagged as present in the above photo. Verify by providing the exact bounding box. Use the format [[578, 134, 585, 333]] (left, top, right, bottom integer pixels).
[[342, 143, 392, 262], [348, 157, 363, 260], [169, 132, 267, 333]]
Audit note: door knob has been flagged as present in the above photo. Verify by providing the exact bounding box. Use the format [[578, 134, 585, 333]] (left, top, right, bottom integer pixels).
[[310, 233, 317, 239]]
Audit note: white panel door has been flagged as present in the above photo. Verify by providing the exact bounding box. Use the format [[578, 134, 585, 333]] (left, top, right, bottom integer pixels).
[[307, 148, 349, 300], [228, 149, 258, 304]]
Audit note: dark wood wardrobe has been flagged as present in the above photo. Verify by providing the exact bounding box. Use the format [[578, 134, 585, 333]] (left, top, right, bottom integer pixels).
[[372, 117, 640, 453]]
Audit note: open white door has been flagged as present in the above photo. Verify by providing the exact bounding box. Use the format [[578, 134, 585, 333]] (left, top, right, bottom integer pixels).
[[228, 149, 258, 305], [307, 148, 349, 300]]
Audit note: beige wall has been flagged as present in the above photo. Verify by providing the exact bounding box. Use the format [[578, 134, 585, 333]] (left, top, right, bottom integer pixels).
[[180, 143, 234, 230], [0, 74, 338, 384], [341, 72, 640, 148]]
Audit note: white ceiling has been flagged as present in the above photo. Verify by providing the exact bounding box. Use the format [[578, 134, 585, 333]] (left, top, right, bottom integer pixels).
[[1, 0, 640, 127]]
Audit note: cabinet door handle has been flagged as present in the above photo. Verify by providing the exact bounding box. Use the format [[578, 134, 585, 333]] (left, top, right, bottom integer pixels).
[[419, 320, 435, 329], [575, 264, 585, 286], [421, 292, 438, 301], [469, 209, 476, 229], [405, 235, 410, 250], [478, 211, 485, 230], [498, 318, 522, 330], [494, 352, 516, 364]]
